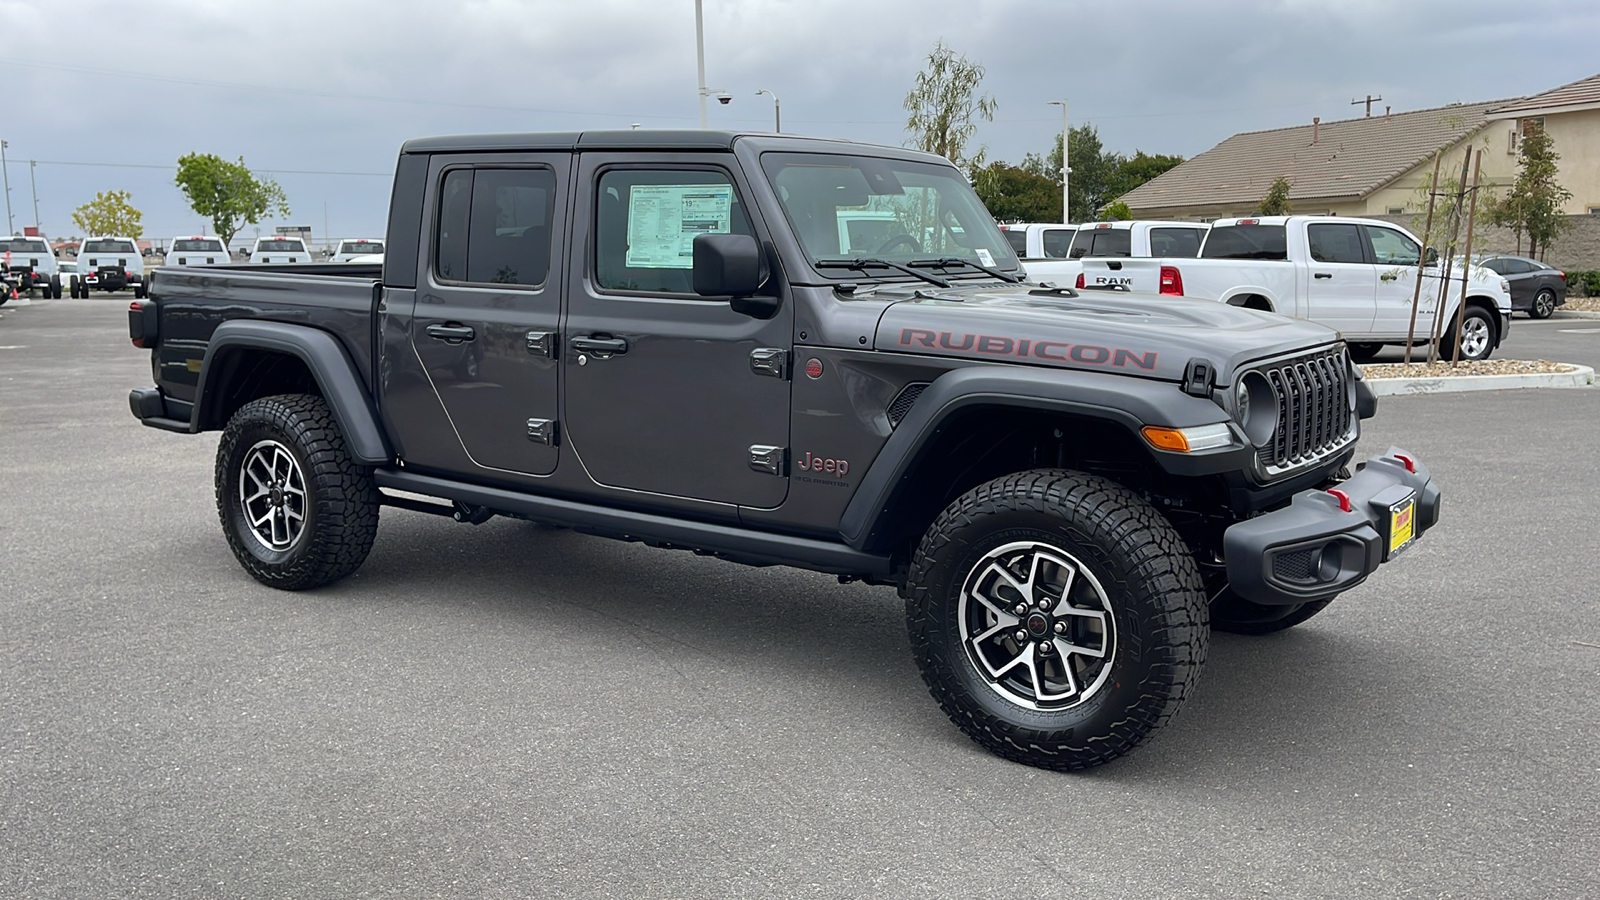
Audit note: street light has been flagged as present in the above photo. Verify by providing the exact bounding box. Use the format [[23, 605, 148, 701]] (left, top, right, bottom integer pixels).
[[0, 139, 13, 234], [1048, 100, 1069, 224], [756, 89, 781, 133]]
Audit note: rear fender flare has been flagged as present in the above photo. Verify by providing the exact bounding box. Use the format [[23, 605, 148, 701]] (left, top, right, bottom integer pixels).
[[194, 320, 391, 464], [837, 365, 1245, 551]]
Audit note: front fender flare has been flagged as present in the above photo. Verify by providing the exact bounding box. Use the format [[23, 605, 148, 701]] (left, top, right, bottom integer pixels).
[[837, 365, 1247, 551], [194, 319, 391, 465]]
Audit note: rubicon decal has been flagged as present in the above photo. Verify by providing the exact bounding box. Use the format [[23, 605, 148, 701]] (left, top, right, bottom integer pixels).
[[898, 328, 1158, 370]]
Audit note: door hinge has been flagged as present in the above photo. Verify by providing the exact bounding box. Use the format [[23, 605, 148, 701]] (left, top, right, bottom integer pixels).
[[749, 348, 789, 380], [526, 418, 559, 445], [526, 331, 556, 358], [748, 445, 787, 476]]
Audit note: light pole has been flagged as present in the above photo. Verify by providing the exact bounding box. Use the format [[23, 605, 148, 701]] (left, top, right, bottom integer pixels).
[[756, 89, 780, 133], [0, 139, 13, 234], [30, 160, 41, 232], [1048, 100, 1069, 223], [695, 0, 708, 128]]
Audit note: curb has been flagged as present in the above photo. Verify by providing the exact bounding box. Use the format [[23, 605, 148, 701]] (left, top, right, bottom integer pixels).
[[1552, 309, 1600, 319], [1368, 364, 1595, 396]]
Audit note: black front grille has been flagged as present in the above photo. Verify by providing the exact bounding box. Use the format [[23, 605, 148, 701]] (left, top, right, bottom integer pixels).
[[887, 383, 929, 428], [1257, 346, 1353, 473]]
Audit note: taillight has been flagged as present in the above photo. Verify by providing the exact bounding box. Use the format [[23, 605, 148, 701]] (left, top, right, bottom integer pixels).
[[129, 300, 146, 347], [1075, 272, 1085, 289], [1159, 265, 1184, 295], [1558, 271, 1567, 281]]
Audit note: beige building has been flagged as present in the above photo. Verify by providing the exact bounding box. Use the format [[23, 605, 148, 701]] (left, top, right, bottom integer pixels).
[[1121, 72, 1600, 222]]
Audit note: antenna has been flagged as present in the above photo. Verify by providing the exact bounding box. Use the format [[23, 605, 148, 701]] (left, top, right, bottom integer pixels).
[[1351, 94, 1383, 117]]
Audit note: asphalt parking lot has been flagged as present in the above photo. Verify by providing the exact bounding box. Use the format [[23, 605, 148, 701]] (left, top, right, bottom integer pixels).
[[2, 295, 1597, 899]]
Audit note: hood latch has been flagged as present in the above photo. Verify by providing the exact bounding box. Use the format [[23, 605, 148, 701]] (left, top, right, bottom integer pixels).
[[1182, 358, 1216, 398]]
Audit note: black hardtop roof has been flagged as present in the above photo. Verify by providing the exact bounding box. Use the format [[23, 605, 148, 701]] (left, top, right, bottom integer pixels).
[[399, 130, 951, 164]]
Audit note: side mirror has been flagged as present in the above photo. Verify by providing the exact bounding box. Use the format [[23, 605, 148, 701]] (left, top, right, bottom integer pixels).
[[1424, 247, 1439, 266], [693, 233, 778, 320]]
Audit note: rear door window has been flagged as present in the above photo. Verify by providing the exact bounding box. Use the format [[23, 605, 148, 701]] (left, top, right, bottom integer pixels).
[[1307, 223, 1367, 264], [435, 167, 558, 287], [1041, 228, 1075, 258]]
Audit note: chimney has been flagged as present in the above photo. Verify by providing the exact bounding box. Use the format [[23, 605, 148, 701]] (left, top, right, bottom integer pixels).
[[1312, 117, 1320, 144], [1385, 106, 1391, 119]]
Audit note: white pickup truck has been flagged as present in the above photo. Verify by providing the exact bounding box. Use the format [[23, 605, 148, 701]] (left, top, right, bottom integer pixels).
[[1023, 220, 1208, 286], [1078, 215, 1513, 361], [998, 222, 1078, 260]]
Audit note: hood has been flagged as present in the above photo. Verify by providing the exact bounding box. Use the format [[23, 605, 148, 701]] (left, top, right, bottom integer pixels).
[[874, 283, 1340, 383]]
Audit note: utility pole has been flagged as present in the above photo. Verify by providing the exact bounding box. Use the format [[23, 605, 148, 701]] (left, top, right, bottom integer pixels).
[[0, 139, 13, 234], [1351, 94, 1383, 117], [1048, 100, 1070, 223], [29, 160, 41, 233]]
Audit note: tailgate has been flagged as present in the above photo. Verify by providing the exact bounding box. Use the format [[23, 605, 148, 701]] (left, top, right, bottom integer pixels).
[[1079, 257, 1163, 292]]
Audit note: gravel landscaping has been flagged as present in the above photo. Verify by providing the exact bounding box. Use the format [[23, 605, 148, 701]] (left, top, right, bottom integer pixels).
[[1562, 296, 1600, 312], [1360, 358, 1581, 378]]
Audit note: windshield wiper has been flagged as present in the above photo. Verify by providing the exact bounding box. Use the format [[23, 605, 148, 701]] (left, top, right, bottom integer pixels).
[[910, 257, 1024, 283], [816, 258, 951, 288]]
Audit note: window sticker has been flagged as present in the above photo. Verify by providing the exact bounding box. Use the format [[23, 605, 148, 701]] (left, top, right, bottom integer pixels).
[[625, 184, 732, 269]]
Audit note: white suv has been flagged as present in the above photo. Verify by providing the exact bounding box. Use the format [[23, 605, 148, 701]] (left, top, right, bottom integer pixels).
[[75, 236, 147, 298], [165, 236, 230, 267], [0, 235, 63, 298], [330, 238, 384, 263], [250, 236, 311, 264]]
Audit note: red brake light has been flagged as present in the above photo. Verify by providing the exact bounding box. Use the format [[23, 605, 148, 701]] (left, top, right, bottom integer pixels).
[[1558, 271, 1566, 281], [1095, 223, 1112, 229], [1237, 218, 1259, 225], [1075, 272, 1085, 289], [1326, 488, 1352, 512], [1159, 265, 1184, 295]]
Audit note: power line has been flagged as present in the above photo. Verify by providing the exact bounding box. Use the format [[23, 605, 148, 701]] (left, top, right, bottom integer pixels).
[[31, 159, 391, 177]]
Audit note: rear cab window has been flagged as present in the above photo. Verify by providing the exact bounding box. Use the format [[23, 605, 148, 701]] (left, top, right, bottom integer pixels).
[[1068, 227, 1131, 259], [1148, 227, 1203, 258], [1200, 224, 1287, 261], [85, 239, 137, 254], [1041, 228, 1075, 258], [172, 239, 225, 252], [255, 239, 306, 252], [339, 240, 385, 255]]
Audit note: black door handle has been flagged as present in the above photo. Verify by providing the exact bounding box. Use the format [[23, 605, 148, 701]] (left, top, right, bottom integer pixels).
[[426, 323, 476, 343], [571, 335, 628, 355], [1313, 272, 1333, 279]]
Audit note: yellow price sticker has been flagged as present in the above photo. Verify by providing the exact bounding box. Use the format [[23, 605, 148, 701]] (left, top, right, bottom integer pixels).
[[1389, 500, 1415, 556]]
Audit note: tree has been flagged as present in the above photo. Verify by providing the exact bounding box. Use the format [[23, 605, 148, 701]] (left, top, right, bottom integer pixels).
[[1108, 151, 1185, 199], [971, 162, 1061, 222], [1099, 200, 1133, 221], [1040, 124, 1123, 222], [1258, 176, 1293, 215], [1486, 125, 1572, 259], [174, 153, 290, 249], [72, 190, 143, 237], [903, 40, 996, 170]]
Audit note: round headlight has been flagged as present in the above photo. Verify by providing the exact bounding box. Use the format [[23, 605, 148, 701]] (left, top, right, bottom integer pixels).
[[1236, 371, 1276, 446]]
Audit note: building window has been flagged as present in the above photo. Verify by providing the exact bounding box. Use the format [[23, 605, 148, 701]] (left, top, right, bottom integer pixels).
[[1387, 207, 1405, 215], [1589, 207, 1600, 216]]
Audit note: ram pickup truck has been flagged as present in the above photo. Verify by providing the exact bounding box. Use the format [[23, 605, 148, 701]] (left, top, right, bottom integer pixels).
[[1079, 215, 1513, 361], [997, 222, 1078, 260], [1022, 219, 1208, 287], [0, 234, 64, 299], [127, 130, 1440, 771]]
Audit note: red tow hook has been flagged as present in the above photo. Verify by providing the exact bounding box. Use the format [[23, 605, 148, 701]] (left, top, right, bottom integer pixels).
[[1326, 488, 1352, 512], [1393, 453, 1416, 472]]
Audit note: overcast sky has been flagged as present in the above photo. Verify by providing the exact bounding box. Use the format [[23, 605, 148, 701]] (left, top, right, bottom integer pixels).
[[3, 0, 1596, 244]]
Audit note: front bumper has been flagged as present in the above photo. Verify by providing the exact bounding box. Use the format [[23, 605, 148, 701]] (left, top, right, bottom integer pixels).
[[1222, 447, 1440, 605]]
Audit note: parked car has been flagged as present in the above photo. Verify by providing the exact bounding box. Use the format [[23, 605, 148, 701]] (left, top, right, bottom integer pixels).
[[330, 238, 385, 263], [74, 236, 146, 297], [249, 236, 312, 264], [126, 129, 1442, 772], [1473, 254, 1566, 318], [0, 235, 64, 298], [165, 236, 230, 267], [1022, 220, 1208, 285], [997, 223, 1078, 260], [1077, 216, 1513, 361]]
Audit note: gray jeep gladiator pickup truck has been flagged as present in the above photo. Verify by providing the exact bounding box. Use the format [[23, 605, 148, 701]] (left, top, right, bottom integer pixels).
[[127, 130, 1440, 770]]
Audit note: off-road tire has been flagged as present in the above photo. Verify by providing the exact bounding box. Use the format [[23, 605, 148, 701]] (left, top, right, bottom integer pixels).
[[1530, 289, 1557, 319], [904, 469, 1209, 770], [215, 394, 379, 590]]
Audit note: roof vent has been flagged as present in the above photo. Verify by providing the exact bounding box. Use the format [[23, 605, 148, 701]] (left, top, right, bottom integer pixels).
[[1312, 117, 1320, 145]]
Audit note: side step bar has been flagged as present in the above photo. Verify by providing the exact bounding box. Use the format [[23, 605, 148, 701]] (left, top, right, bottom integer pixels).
[[374, 469, 895, 581]]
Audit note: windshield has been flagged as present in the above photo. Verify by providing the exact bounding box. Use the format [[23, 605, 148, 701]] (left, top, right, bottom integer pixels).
[[256, 240, 305, 252], [759, 152, 1019, 275], [172, 239, 225, 252], [84, 239, 136, 253], [338, 240, 384, 255], [1, 239, 49, 253]]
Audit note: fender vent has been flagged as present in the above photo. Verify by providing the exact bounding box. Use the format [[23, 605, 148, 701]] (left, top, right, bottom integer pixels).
[[887, 383, 929, 429]]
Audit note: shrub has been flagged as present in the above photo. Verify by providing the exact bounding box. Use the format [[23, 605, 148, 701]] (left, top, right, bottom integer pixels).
[[1566, 271, 1600, 297]]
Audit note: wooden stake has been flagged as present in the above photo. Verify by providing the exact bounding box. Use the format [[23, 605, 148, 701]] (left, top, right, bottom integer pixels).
[[1404, 153, 1442, 364], [1450, 150, 1483, 365], [1427, 148, 1473, 364]]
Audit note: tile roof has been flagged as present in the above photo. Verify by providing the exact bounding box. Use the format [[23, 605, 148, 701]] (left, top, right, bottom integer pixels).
[[1488, 72, 1600, 117], [1120, 99, 1517, 213]]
